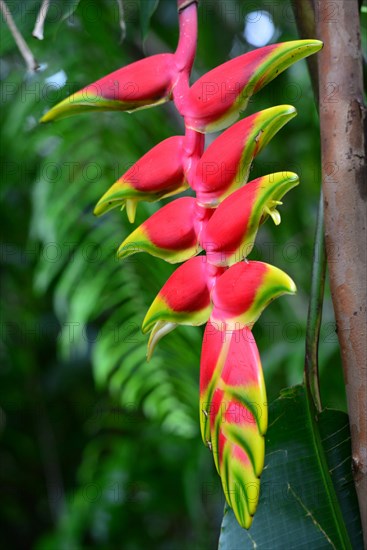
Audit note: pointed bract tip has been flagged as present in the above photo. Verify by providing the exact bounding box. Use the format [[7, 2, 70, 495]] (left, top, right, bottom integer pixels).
[[116, 243, 136, 260], [265, 264, 297, 296], [94, 197, 121, 217], [267, 104, 296, 117], [285, 39, 323, 56], [286, 275, 297, 295], [283, 104, 297, 115], [305, 39, 323, 51], [39, 91, 115, 123], [94, 179, 134, 217], [142, 297, 166, 334]]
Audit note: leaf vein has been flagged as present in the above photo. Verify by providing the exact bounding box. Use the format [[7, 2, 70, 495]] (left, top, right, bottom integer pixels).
[[287, 483, 336, 549], [321, 423, 349, 443], [329, 455, 350, 473], [326, 436, 351, 453]]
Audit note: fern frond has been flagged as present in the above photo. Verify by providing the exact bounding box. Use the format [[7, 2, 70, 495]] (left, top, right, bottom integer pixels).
[[31, 114, 200, 438]]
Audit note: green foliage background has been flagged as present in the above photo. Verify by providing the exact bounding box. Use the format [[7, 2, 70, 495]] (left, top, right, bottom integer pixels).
[[1, 0, 349, 547]]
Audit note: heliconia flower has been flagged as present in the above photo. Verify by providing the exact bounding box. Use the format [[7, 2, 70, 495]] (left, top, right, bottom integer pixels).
[[199, 261, 296, 528], [40, 54, 177, 123], [202, 172, 299, 266], [37, 0, 321, 530], [94, 136, 187, 222], [182, 40, 323, 133], [193, 105, 297, 206], [142, 256, 218, 359], [117, 197, 204, 263]]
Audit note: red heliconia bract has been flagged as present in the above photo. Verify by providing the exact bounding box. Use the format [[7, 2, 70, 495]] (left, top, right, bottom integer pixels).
[[40, 54, 177, 123], [202, 172, 299, 266], [193, 105, 297, 206], [117, 197, 204, 263], [142, 255, 216, 359], [181, 41, 322, 133], [94, 136, 188, 222], [40, 0, 322, 531]]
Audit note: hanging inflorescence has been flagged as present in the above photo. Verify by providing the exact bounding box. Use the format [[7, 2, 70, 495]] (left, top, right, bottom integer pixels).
[[41, 0, 322, 528]]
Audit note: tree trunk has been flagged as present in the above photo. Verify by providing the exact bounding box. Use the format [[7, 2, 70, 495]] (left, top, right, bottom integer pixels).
[[315, 0, 367, 543]]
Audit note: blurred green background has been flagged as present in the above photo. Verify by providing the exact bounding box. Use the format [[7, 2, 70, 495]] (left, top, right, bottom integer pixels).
[[1, 0, 350, 548]]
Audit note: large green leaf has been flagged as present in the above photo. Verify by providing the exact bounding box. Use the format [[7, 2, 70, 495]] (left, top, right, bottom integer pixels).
[[219, 385, 362, 549]]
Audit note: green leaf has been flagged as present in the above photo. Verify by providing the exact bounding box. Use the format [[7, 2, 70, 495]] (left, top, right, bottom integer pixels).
[[139, 0, 159, 40], [219, 385, 362, 549]]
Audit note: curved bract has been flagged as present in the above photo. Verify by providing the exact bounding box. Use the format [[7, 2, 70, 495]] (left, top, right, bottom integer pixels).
[[94, 136, 187, 222], [202, 172, 299, 266], [38, 0, 321, 531], [212, 261, 297, 328], [117, 197, 201, 263], [183, 40, 322, 133], [142, 256, 215, 359], [194, 105, 297, 206], [40, 54, 176, 123]]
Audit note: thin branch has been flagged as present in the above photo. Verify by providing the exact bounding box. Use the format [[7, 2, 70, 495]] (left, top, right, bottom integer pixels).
[[292, 0, 325, 413], [32, 0, 50, 41], [0, 0, 39, 72], [315, 0, 367, 543], [304, 192, 325, 413], [291, 0, 319, 101]]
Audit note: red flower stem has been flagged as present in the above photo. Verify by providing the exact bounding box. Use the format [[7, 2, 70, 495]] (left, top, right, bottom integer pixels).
[[174, 0, 223, 295], [205, 262, 226, 293], [182, 127, 204, 184], [175, 1, 198, 73], [173, 1, 197, 117], [174, 0, 227, 305]]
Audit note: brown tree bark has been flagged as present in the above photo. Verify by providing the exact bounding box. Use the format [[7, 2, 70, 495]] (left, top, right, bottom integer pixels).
[[315, 0, 367, 543]]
